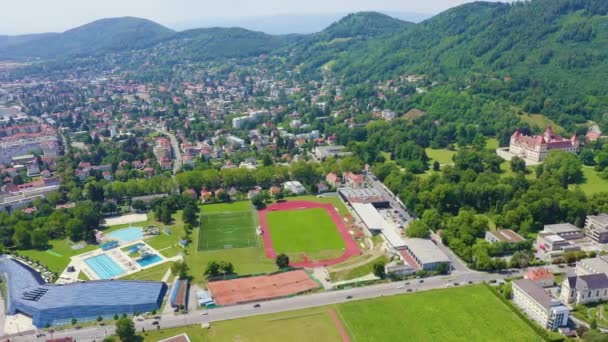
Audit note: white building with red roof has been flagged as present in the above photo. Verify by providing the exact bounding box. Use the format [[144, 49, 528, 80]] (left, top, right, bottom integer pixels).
[[509, 127, 579, 162]]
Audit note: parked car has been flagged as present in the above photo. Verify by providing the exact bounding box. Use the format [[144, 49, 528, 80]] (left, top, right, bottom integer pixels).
[[253, 303, 261, 308], [346, 295, 353, 299]]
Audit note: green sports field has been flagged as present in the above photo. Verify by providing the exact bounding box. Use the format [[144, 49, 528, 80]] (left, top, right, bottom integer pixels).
[[199, 211, 258, 250], [336, 285, 542, 342], [266, 208, 346, 261]]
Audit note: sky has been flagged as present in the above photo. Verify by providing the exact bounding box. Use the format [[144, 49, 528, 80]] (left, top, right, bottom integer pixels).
[[0, 0, 505, 35]]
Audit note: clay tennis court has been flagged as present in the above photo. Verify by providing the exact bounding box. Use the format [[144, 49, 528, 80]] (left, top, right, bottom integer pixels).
[[258, 201, 360, 267], [207, 270, 318, 305]]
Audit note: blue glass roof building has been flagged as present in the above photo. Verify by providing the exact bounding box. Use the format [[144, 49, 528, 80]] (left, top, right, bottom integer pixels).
[[0, 256, 167, 327]]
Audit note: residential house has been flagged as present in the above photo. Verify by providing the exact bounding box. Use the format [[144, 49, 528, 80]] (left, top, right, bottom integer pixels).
[[343, 172, 365, 189], [325, 173, 341, 188], [525, 268, 555, 288]]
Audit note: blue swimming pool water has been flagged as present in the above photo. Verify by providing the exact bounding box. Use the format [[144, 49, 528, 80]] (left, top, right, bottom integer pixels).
[[85, 254, 125, 279], [126, 243, 145, 254], [107, 227, 143, 243], [137, 254, 162, 267]]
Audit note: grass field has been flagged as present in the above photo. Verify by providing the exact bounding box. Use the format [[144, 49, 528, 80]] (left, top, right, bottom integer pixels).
[[520, 113, 565, 134], [573, 166, 608, 195], [140, 307, 343, 342], [329, 255, 388, 282], [336, 285, 541, 342], [139, 285, 540, 342], [425, 148, 456, 166], [199, 201, 258, 251], [18, 238, 97, 274], [121, 262, 172, 281], [266, 208, 346, 261]]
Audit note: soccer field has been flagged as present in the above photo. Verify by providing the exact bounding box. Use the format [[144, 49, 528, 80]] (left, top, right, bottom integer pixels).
[[266, 208, 346, 260], [199, 209, 259, 251]]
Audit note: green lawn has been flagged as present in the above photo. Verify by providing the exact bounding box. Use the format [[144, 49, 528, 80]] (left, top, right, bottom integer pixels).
[[329, 255, 388, 281], [18, 239, 97, 274], [121, 262, 172, 281], [140, 306, 343, 342], [425, 148, 456, 166], [336, 285, 542, 342], [287, 195, 349, 216], [486, 138, 500, 150], [573, 166, 608, 195], [266, 208, 346, 261]]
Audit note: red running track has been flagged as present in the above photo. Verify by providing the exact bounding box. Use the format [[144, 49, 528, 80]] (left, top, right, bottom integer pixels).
[[257, 201, 360, 268]]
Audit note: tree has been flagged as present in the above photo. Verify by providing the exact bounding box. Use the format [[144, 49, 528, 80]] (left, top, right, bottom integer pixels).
[[251, 193, 266, 209], [71, 318, 77, 325], [590, 318, 598, 330], [65, 218, 84, 242], [171, 261, 190, 279], [373, 261, 386, 279], [432, 161, 440, 172], [217, 191, 231, 203], [276, 254, 290, 269], [182, 204, 198, 226], [97, 316, 103, 322], [204, 261, 220, 278], [510, 156, 526, 173], [30, 228, 49, 249], [405, 220, 430, 238], [115, 317, 136, 342], [219, 261, 235, 275]]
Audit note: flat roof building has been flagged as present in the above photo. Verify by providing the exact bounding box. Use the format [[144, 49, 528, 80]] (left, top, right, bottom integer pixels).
[[313, 145, 353, 159], [0, 256, 167, 327], [401, 238, 451, 271], [585, 213, 608, 243], [351, 203, 388, 232], [338, 187, 389, 207], [577, 256, 608, 276], [543, 223, 584, 240], [485, 229, 525, 244]]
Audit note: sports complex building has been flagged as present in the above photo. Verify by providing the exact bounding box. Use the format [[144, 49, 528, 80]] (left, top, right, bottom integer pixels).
[[0, 256, 167, 327]]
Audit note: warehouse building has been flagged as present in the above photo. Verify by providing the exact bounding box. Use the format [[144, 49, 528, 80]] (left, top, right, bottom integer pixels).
[[400, 238, 451, 272], [0, 256, 167, 327]]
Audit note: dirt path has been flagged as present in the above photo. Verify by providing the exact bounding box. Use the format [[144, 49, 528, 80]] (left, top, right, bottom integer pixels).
[[328, 242, 384, 273]]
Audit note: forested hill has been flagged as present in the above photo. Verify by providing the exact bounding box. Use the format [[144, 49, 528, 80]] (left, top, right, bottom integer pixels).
[[0, 17, 175, 60], [287, 12, 414, 72], [147, 27, 299, 62], [318, 0, 608, 124]]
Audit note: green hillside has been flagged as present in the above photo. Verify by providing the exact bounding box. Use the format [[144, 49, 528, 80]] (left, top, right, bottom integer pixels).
[[315, 0, 608, 126]]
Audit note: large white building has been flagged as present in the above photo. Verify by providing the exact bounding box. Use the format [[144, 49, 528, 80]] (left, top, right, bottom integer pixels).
[[585, 213, 608, 243], [512, 279, 569, 331], [509, 127, 579, 162]]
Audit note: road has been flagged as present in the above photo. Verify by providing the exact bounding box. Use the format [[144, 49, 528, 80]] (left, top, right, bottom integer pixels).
[[7, 271, 507, 342], [150, 126, 182, 175]]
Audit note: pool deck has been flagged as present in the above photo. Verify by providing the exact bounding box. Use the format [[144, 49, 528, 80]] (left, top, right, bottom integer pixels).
[[56, 240, 179, 283]]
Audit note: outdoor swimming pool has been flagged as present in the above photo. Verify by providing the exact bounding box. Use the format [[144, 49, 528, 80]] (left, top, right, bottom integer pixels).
[[85, 254, 125, 279], [126, 243, 145, 254], [107, 227, 143, 243], [137, 254, 163, 267]]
